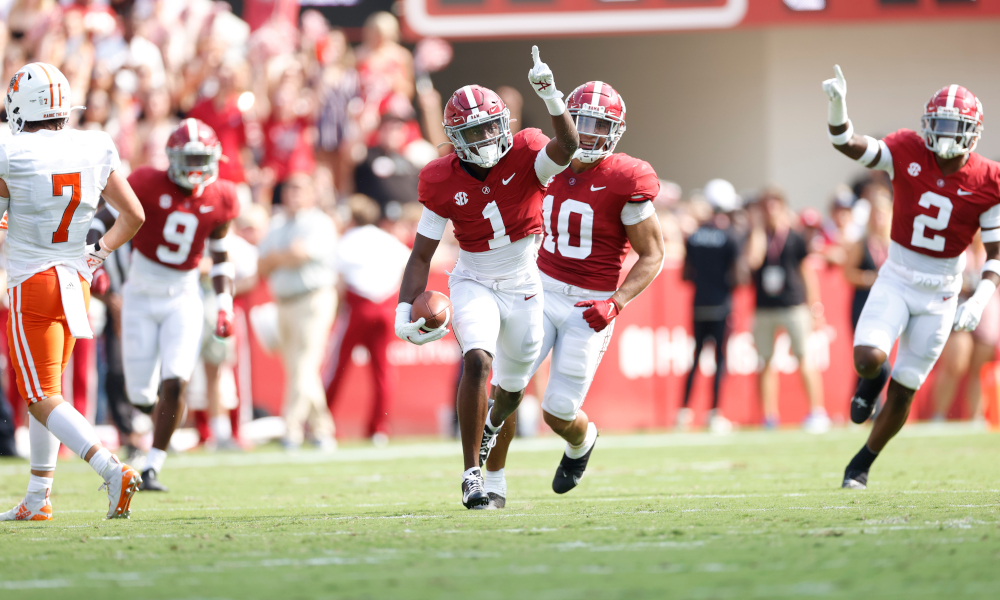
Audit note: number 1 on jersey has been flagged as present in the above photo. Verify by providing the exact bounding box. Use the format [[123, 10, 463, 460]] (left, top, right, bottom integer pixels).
[[482, 201, 511, 249], [51, 172, 81, 244]]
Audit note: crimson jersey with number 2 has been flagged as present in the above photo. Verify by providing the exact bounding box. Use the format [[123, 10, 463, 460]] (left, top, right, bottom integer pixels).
[[537, 153, 659, 291], [127, 167, 240, 271], [884, 129, 1000, 259], [418, 128, 549, 252]]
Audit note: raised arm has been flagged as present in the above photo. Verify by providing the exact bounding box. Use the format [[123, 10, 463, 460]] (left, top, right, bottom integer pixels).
[[822, 65, 893, 174], [527, 45, 579, 175]]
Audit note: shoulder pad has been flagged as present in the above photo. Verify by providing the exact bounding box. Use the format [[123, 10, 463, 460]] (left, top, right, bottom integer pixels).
[[514, 128, 549, 152], [608, 154, 659, 200], [420, 154, 457, 184]]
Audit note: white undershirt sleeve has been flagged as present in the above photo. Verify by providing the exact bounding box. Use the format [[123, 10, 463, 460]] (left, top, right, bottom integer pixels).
[[980, 204, 1000, 229], [416, 206, 449, 240], [534, 148, 568, 186], [872, 140, 894, 180], [620, 200, 655, 226]]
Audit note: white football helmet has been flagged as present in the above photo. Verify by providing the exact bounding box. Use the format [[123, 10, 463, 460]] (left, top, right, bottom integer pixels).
[[5, 63, 82, 135]]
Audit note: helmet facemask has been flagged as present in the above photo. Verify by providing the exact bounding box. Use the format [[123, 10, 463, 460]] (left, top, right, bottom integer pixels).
[[167, 144, 221, 196], [571, 112, 624, 163], [445, 109, 512, 168], [922, 110, 982, 159]]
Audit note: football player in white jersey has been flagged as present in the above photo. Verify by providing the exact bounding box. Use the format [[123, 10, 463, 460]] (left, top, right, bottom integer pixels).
[[0, 63, 146, 521]]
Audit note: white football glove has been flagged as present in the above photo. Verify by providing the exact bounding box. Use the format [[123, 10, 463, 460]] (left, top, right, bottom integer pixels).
[[822, 64, 848, 126], [395, 302, 448, 346], [527, 45, 565, 116], [84, 238, 111, 272], [953, 279, 998, 332]]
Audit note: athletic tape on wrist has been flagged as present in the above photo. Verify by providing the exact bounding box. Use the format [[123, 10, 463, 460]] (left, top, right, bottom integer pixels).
[[216, 292, 233, 314], [858, 135, 880, 165], [209, 261, 236, 280], [982, 229, 1000, 244], [208, 236, 231, 253], [544, 96, 566, 116], [828, 120, 854, 146]]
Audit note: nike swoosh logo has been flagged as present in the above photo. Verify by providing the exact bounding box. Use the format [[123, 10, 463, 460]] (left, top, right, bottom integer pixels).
[[524, 294, 537, 301], [591, 185, 606, 191], [957, 189, 973, 196], [199, 205, 214, 213], [502, 174, 516, 185]]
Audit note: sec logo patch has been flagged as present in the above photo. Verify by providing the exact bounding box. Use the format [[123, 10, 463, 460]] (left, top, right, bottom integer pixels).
[[454, 191, 468, 206], [908, 162, 921, 177], [159, 194, 172, 209]]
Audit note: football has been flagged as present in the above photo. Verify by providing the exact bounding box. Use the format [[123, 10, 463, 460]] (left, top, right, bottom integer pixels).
[[411, 290, 453, 332]]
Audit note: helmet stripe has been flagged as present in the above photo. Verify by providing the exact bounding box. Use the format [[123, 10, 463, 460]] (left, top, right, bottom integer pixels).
[[36, 63, 54, 111], [592, 81, 603, 107], [187, 118, 198, 141], [462, 85, 477, 109], [946, 84, 959, 109]]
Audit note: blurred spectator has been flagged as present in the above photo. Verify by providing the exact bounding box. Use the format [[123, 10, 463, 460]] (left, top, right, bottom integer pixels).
[[931, 235, 997, 425], [747, 186, 828, 433], [324, 195, 410, 445], [497, 86, 523, 136], [187, 58, 254, 187], [258, 173, 338, 451], [356, 11, 414, 114], [678, 179, 744, 434], [315, 28, 360, 197], [353, 95, 424, 219], [0, 377, 16, 456], [844, 190, 891, 332], [262, 65, 316, 205]]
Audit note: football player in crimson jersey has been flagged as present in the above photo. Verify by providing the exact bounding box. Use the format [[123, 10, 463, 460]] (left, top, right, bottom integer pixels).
[[481, 81, 665, 507], [109, 119, 240, 491], [824, 66, 1000, 490], [395, 46, 579, 509]]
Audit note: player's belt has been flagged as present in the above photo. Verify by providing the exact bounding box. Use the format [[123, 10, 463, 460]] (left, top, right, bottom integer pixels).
[[884, 260, 960, 290], [447, 268, 535, 291]]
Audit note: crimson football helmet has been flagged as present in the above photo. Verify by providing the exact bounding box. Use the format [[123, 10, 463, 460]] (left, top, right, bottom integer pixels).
[[166, 118, 222, 195], [567, 81, 626, 163], [922, 85, 983, 159], [443, 85, 512, 168]]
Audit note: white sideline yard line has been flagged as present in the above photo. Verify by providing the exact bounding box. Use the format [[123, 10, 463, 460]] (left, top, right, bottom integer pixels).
[[0, 422, 993, 476]]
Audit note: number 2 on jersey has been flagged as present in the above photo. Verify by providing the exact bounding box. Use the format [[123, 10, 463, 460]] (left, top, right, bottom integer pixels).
[[157, 211, 200, 265], [911, 191, 952, 252], [51, 172, 81, 244]]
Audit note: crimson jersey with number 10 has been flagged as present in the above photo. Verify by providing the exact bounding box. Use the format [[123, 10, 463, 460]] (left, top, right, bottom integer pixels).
[[884, 129, 1000, 258], [418, 128, 549, 252], [127, 167, 240, 271], [537, 153, 659, 291]]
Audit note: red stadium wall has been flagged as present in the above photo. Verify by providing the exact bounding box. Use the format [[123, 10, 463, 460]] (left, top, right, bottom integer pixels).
[[246, 260, 959, 439]]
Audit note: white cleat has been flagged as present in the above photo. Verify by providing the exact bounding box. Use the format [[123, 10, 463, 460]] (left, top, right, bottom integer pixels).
[[708, 410, 733, 435], [100, 458, 142, 519], [0, 491, 52, 521], [675, 407, 694, 431]]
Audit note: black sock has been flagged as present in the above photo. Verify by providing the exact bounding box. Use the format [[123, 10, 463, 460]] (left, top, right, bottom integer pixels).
[[854, 361, 890, 402], [847, 445, 879, 473]]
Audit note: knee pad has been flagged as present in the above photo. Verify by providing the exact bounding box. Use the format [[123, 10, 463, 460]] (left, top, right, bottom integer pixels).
[[541, 391, 579, 423], [890, 367, 923, 391], [127, 385, 158, 411]]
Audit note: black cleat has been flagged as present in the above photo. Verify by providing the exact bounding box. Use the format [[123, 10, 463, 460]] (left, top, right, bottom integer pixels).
[[842, 468, 868, 490], [479, 399, 499, 468], [462, 468, 489, 510], [139, 468, 169, 492], [552, 436, 597, 495], [487, 492, 505, 509], [849, 395, 878, 424]]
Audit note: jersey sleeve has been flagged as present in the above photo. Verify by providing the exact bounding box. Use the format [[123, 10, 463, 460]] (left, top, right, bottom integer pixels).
[[519, 128, 550, 153], [219, 180, 241, 223], [880, 129, 922, 180], [0, 142, 9, 182], [416, 206, 448, 240], [629, 160, 659, 202], [417, 163, 451, 220]]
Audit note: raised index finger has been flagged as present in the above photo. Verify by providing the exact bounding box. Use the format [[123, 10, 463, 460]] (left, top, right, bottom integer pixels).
[[531, 45, 541, 66], [834, 64, 844, 84]]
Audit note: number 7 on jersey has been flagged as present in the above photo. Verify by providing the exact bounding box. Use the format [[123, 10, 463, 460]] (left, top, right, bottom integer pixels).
[[51, 172, 81, 244]]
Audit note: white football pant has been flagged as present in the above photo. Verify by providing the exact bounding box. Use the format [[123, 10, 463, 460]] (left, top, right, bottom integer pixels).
[[450, 274, 544, 393], [854, 260, 960, 390], [529, 274, 615, 422], [121, 284, 205, 408]]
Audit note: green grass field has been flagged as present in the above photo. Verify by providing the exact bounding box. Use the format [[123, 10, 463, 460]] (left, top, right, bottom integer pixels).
[[2, 425, 999, 599]]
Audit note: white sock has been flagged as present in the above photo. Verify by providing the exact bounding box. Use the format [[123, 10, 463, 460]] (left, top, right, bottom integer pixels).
[[26, 475, 53, 501], [485, 409, 501, 434], [88, 448, 122, 481], [210, 415, 232, 441], [483, 468, 506, 496], [565, 422, 597, 459], [45, 403, 100, 459], [146, 448, 167, 474], [28, 413, 59, 471]]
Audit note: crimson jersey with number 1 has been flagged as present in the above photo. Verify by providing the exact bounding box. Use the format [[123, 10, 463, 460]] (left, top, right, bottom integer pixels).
[[127, 167, 240, 271], [418, 128, 549, 252], [884, 129, 1000, 259], [537, 153, 659, 291]]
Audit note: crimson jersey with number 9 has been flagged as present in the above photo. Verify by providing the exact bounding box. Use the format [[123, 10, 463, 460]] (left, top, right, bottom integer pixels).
[[884, 129, 1000, 258], [418, 128, 549, 252], [127, 167, 240, 271]]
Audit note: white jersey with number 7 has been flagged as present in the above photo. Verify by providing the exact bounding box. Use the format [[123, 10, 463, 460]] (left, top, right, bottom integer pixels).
[[0, 128, 120, 287]]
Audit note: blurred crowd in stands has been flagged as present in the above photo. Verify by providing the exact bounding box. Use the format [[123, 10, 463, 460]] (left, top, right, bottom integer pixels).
[[0, 1, 992, 459]]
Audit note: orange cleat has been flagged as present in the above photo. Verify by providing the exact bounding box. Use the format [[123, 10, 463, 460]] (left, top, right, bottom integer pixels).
[[1, 491, 53, 521], [100, 458, 142, 519]]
